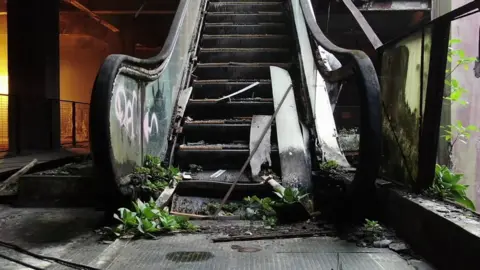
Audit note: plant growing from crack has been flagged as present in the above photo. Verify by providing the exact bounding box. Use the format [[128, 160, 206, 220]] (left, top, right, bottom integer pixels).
[[131, 155, 181, 198], [319, 160, 339, 172], [432, 39, 477, 211], [106, 198, 198, 239], [362, 219, 383, 240], [243, 196, 278, 227], [243, 188, 309, 227]]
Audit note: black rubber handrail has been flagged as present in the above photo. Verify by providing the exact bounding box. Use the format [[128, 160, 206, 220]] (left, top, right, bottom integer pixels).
[[299, 0, 382, 196], [89, 0, 192, 203]]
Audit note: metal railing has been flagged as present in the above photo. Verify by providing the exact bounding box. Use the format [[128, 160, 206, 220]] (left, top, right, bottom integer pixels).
[[0, 93, 90, 152]]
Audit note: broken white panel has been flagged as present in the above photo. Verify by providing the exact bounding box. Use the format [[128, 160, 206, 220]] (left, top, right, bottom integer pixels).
[[291, 0, 350, 168], [306, 0, 343, 110], [270, 66, 311, 189], [249, 115, 272, 178]]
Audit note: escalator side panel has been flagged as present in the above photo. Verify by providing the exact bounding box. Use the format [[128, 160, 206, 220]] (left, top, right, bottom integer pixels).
[[89, 0, 205, 200]]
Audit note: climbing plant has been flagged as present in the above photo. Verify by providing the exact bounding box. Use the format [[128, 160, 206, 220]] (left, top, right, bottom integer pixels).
[[432, 39, 478, 211]]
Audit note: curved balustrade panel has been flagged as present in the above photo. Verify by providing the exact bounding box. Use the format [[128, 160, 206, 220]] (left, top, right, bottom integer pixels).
[[298, 0, 382, 191], [90, 0, 204, 193]]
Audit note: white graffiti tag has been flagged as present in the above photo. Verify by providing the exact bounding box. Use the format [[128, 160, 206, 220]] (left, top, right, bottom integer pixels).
[[114, 86, 137, 140], [143, 110, 159, 144]]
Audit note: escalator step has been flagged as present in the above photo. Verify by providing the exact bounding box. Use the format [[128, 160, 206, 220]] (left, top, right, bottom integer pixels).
[[175, 144, 280, 170], [205, 12, 285, 24], [185, 99, 274, 119], [201, 34, 291, 48], [198, 48, 291, 63], [194, 62, 290, 80], [203, 23, 288, 35], [183, 119, 277, 144], [207, 2, 284, 13], [192, 80, 272, 99]]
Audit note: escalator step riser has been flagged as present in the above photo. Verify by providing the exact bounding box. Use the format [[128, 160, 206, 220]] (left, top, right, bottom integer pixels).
[[198, 49, 291, 63], [203, 24, 287, 35], [192, 81, 272, 98], [201, 35, 291, 48], [185, 101, 274, 119], [183, 123, 278, 144], [207, 2, 284, 13], [175, 149, 280, 170], [194, 64, 290, 80], [205, 13, 286, 24]]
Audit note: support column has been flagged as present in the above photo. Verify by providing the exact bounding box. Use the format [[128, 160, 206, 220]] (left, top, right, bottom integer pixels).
[[7, 0, 60, 154]]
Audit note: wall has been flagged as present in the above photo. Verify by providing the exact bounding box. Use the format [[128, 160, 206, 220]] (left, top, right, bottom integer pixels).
[[449, 0, 480, 209], [59, 35, 109, 103]]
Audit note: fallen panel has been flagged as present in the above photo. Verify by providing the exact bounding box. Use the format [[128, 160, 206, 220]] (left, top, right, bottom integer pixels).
[[270, 66, 311, 189]]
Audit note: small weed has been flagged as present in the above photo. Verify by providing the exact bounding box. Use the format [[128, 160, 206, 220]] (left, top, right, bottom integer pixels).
[[244, 196, 277, 227], [110, 198, 198, 239], [362, 219, 383, 240], [319, 160, 339, 172], [206, 202, 241, 216], [131, 155, 182, 198], [273, 187, 309, 204], [427, 164, 476, 211]]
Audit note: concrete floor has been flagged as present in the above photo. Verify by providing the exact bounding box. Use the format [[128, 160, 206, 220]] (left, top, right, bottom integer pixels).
[[0, 206, 434, 270]]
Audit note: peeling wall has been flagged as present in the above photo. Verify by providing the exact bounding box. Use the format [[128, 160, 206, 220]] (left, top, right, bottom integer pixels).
[[449, 0, 480, 209]]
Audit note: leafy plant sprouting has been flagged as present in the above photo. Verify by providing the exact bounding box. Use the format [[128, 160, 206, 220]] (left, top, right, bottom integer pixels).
[[433, 39, 477, 211], [362, 219, 383, 239], [319, 160, 339, 172], [428, 164, 476, 211], [243, 196, 277, 227], [273, 187, 309, 204], [113, 198, 198, 238], [206, 202, 241, 216], [134, 155, 182, 194]]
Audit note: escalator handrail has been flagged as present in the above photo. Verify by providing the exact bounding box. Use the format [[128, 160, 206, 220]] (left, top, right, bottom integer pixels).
[[93, 0, 190, 80], [299, 0, 382, 191]]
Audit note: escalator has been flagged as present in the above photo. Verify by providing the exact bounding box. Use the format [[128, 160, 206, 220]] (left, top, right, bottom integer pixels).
[[90, 0, 381, 212]]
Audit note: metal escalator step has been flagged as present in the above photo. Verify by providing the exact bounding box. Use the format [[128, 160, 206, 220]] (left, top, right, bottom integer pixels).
[[175, 144, 280, 170], [205, 12, 285, 24], [192, 80, 272, 99], [201, 34, 291, 48], [182, 119, 277, 144], [194, 62, 290, 80], [198, 48, 291, 63], [203, 23, 287, 35], [207, 2, 284, 13], [185, 98, 274, 119]]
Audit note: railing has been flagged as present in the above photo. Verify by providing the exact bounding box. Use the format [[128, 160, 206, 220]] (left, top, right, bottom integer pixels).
[[0, 93, 90, 152], [59, 100, 90, 147], [89, 0, 205, 196]]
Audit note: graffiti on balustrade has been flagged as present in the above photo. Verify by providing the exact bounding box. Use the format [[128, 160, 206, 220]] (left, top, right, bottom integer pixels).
[[143, 110, 159, 144], [114, 86, 137, 140], [114, 85, 161, 143]]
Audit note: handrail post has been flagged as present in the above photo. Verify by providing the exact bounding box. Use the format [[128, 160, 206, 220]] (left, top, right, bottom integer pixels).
[[72, 102, 77, 147]]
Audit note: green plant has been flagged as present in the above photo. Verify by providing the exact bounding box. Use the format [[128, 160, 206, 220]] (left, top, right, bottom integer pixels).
[[244, 196, 277, 227], [319, 160, 339, 172], [433, 39, 477, 211], [428, 164, 476, 211], [206, 202, 241, 215], [273, 187, 309, 204], [112, 198, 198, 238], [363, 218, 383, 235], [133, 155, 182, 197], [442, 40, 479, 148]]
